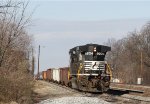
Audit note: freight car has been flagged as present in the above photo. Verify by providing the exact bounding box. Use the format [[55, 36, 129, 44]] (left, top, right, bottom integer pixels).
[[42, 71, 47, 80], [52, 68, 60, 83], [42, 68, 69, 85], [60, 67, 69, 86], [68, 44, 112, 92], [46, 68, 53, 82]]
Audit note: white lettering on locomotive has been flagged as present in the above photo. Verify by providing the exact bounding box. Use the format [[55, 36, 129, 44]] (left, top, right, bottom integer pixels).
[[85, 52, 104, 55], [97, 52, 105, 55], [85, 52, 93, 55]]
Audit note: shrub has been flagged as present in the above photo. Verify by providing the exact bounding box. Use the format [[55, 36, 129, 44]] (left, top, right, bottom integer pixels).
[[0, 69, 34, 104]]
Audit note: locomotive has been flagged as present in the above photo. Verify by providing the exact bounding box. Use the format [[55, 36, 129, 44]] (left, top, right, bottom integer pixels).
[[68, 44, 112, 92]]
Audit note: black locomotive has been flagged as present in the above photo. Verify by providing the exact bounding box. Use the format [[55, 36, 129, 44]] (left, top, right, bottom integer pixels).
[[68, 44, 112, 92]]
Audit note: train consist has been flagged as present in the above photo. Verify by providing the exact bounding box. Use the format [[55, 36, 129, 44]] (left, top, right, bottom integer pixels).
[[41, 44, 112, 92], [42, 67, 69, 85]]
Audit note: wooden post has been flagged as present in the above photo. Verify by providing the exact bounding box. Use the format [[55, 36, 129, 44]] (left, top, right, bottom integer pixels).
[[32, 48, 35, 76], [37, 45, 40, 79], [140, 51, 143, 78]]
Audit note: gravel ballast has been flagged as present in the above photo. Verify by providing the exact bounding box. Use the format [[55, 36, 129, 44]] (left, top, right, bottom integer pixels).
[[38, 97, 110, 104], [34, 81, 150, 104]]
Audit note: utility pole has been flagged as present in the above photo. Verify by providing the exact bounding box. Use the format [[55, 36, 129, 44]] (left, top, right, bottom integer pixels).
[[140, 51, 143, 78], [37, 45, 40, 79], [138, 51, 143, 85], [32, 48, 35, 76]]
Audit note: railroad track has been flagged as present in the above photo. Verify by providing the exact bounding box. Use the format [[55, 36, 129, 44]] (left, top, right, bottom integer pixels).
[[45, 81, 150, 104]]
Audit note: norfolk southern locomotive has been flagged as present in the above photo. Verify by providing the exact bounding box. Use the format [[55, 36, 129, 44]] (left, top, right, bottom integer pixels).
[[68, 44, 112, 92]]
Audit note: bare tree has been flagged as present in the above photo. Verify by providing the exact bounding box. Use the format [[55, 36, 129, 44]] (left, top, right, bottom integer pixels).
[[0, 0, 32, 69], [0, 0, 34, 103], [106, 22, 150, 85]]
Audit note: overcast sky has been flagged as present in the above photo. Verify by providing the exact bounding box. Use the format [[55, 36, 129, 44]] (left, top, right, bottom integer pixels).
[[28, 0, 150, 73]]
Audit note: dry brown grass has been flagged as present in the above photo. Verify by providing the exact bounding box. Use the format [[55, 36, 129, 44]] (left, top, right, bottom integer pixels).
[[0, 70, 34, 104]]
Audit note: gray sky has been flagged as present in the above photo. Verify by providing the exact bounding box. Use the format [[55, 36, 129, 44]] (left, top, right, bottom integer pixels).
[[28, 0, 150, 73]]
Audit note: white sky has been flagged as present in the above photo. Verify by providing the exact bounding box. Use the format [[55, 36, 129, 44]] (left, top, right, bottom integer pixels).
[[27, 0, 150, 73]]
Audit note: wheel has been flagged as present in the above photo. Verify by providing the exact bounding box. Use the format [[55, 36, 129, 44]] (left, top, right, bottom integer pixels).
[[71, 77, 78, 89]]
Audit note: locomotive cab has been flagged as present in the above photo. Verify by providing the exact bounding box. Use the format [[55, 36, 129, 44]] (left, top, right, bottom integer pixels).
[[69, 44, 111, 92]]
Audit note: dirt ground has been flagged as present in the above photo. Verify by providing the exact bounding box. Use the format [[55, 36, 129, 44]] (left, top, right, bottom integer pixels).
[[32, 80, 82, 103]]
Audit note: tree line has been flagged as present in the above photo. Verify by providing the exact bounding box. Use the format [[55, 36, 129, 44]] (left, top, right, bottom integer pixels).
[[106, 22, 150, 85]]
